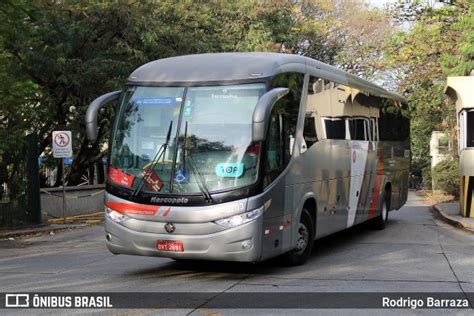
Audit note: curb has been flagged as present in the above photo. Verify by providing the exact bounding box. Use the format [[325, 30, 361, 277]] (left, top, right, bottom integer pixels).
[[432, 204, 474, 234], [0, 224, 87, 240]]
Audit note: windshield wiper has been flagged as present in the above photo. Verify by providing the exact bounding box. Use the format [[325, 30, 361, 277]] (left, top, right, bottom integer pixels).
[[181, 121, 213, 203], [131, 120, 173, 198]]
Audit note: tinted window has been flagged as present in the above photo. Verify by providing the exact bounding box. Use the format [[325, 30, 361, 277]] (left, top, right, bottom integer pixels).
[[303, 116, 318, 147], [379, 99, 410, 142], [264, 112, 283, 188], [266, 113, 283, 171], [305, 75, 322, 148], [370, 118, 377, 141], [325, 119, 346, 140], [350, 118, 367, 141], [467, 111, 474, 148]]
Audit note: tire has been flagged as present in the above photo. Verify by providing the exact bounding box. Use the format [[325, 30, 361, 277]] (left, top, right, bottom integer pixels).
[[373, 189, 390, 230], [281, 208, 315, 266]]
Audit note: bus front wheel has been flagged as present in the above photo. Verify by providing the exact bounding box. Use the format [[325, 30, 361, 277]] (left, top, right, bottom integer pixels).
[[281, 208, 314, 266]]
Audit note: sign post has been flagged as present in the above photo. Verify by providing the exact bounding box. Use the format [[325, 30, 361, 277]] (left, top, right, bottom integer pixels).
[[52, 131, 73, 223], [61, 158, 66, 223]]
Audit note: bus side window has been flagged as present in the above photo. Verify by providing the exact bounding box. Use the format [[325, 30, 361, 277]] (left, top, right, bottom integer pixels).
[[303, 115, 318, 148], [379, 99, 409, 142], [370, 118, 377, 141], [305, 75, 321, 148], [349, 118, 366, 141], [324, 118, 345, 140]]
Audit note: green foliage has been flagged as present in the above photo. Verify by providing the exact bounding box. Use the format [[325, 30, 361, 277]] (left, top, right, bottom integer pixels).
[[1, 0, 341, 186], [412, 158, 429, 178], [422, 165, 432, 190], [440, 1, 474, 76], [0, 0, 439, 187], [432, 159, 459, 196], [4, 0, 380, 186], [385, 0, 472, 164]]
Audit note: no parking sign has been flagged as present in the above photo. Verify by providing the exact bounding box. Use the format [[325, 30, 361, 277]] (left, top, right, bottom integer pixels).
[[52, 131, 72, 158]]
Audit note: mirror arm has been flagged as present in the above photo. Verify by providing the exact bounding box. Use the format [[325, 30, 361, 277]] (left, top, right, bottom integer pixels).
[[252, 87, 289, 141], [85, 91, 121, 142]]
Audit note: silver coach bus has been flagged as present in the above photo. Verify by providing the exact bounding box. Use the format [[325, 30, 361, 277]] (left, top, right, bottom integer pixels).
[[85, 53, 410, 265]]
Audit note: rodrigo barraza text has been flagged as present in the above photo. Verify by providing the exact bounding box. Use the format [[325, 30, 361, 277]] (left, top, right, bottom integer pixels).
[[382, 296, 469, 309]]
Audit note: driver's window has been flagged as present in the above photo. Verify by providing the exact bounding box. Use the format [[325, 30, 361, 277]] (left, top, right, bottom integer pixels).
[[266, 112, 283, 171], [270, 72, 304, 164], [263, 72, 303, 188], [263, 111, 283, 188]]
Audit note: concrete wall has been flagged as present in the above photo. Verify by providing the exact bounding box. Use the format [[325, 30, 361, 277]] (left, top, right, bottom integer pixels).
[[41, 184, 104, 219], [430, 131, 449, 169]]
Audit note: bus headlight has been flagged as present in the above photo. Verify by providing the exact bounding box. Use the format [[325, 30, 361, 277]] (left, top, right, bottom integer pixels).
[[105, 207, 129, 223], [215, 207, 263, 228]]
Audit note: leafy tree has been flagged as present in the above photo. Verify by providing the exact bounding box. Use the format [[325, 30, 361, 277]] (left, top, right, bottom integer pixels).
[[440, 1, 474, 75], [385, 0, 472, 168], [433, 158, 460, 196], [0, 0, 344, 186], [331, 1, 397, 80]]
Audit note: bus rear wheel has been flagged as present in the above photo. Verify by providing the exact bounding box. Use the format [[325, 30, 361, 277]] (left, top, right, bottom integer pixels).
[[281, 208, 314, 266], [372, 189, 390, 230]]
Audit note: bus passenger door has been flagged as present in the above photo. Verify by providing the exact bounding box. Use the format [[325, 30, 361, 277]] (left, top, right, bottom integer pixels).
[[258, 112, 292, 261], [347, 118, 370, 227]]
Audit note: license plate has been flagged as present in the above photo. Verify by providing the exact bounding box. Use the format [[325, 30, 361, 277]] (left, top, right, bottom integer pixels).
[[157, 240, 184, 252]]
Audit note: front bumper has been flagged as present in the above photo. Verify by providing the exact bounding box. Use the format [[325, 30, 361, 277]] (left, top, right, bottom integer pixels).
[[105, 216, 263, 262]]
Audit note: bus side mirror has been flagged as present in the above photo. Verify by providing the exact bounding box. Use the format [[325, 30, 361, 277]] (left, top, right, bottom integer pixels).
[[85, 91, 121, 141], [252, 87, 289, 142]]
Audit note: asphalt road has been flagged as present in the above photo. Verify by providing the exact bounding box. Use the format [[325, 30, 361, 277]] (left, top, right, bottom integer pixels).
[[1, 191, 473, 315]]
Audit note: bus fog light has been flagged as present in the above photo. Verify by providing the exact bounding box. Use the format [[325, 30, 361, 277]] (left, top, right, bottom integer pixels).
[[241, 239, 252, 249], [105, 207, 128, 223], [215, 207, 263, 228]]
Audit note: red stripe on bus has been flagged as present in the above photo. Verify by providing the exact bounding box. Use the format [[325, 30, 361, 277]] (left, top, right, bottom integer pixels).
[[106, 201, 160, 216], [162, 207, 171, 217], [368, 152, 384, 219]]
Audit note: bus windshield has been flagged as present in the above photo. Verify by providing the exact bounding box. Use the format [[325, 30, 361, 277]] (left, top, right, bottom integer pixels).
[[109, 83, 266, 195]]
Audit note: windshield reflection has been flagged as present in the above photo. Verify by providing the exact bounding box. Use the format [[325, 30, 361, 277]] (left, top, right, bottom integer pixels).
[[109, 83, 266, 195]]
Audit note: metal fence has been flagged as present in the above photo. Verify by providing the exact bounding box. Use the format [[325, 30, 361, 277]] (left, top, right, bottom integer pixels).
[[0, 131, 41, 226]]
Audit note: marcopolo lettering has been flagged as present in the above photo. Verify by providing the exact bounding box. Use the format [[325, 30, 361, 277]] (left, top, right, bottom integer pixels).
[[150, 197, 189, 204]]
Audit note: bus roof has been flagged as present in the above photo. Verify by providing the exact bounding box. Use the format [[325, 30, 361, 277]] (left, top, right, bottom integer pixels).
[[127, 52, 407, 104]]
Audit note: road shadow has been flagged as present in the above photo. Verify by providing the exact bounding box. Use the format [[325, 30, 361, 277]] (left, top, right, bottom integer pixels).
[[127, 217, 390, 277]]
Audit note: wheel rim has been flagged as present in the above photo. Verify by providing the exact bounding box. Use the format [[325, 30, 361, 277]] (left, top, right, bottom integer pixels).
[[294, 222, 309, 255]]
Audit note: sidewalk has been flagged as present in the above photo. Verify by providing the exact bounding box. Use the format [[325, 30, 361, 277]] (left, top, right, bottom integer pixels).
[[0, 212, 103, 239], [0, 223, 86, 239], [433, 201, 474, 233]]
